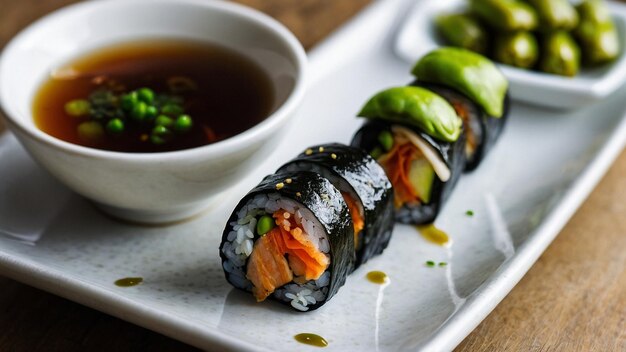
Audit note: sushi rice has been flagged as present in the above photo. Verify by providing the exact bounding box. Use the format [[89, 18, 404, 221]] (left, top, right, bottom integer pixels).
[[221, 193, 331, 311]]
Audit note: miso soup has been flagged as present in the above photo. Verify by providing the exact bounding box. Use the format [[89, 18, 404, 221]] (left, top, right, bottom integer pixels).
[[33, 40, 274, 153]]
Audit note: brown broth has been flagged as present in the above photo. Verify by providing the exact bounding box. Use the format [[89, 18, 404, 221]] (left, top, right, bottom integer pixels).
[[33, 40, 274, 153]]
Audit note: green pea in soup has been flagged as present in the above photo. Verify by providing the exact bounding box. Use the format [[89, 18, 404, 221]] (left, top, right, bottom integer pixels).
[[33, 40, 274, 153]]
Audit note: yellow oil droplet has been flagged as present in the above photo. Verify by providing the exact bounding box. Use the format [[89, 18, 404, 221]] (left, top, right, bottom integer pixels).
[[114, 277, 143, 287], [416, 224, 449, 246], [366, 271, 389, 285], [294, 333, 328, 347]]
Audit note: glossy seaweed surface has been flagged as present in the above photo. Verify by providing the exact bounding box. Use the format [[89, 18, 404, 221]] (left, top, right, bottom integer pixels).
[[219, 171, 354, 311], [351, 120, 466, 224], [278, 143, 395, 268]]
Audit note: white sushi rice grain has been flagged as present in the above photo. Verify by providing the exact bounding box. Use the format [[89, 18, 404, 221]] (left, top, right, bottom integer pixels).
[[221, 193, 332, 310]]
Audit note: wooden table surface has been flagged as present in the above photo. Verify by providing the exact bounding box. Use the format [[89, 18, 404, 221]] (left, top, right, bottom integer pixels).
[[1, 1, 625, 351]]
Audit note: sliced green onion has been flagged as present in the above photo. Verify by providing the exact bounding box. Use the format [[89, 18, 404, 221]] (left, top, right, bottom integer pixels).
[[155, 115, 174, 127], [64, 99, 91, 117], [77, 121, 104, 143], [161, 104, 184, 116]]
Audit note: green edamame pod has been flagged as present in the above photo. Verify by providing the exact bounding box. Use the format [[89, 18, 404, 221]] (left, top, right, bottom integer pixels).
[[539, 31, 581, 77], [493, 31, 538, 69], [575, 0, 620, 65], [469, 0, 538, 31], [411, 47, 509, 118], [358, 86, 462, 142], [525, 0, 578, 30], [435, 13, 488, 54]]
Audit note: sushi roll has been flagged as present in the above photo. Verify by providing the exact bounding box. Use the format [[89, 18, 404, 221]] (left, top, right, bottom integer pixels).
[[351, 86, 466, 225], [410, 47, 510, 171], [411, 81, 510, 170], [219, 171, 354, 312], [278, 143, 394, 268]]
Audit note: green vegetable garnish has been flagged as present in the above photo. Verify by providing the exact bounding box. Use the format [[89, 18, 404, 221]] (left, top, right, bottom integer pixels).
[[256, 215, 275, 236], [370, 147, 384, 159], [438, 262, 448, 267], [77, 121, 104, 143], [378, 130, 394, 151], [146, 106, 158, 119], [64, 99, 91, 117], [466, 210, 474, 216], [412, 47, 509, 118], [426, 260, 436, 267], [131, 101, 148, 121], [121, 92, 138, 111], [162, 104, 184, 116], [359, 86, 462, 142], [106, 118, 124, 135], [175, 115, 193, 132], [66, 85, 195, 147], [151, 125, 171, 145], [137, 87, 155, 104], [155, 115, 174, 127]]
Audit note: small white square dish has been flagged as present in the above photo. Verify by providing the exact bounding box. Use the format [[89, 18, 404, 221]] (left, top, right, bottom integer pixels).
[[394, 0, 626, 109]]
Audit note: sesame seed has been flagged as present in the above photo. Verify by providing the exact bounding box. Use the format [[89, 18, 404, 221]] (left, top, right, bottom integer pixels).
[[285, 178, 292, 184], [296, 192, 302, 197], [276, 182, 284, 190], [318, 147, 325, 152], [305, 149, 313, 155], [331, 153, 337, 159]]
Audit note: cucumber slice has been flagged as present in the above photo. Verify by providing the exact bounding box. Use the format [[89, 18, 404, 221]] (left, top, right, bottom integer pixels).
[[408, 158, 435, 204]]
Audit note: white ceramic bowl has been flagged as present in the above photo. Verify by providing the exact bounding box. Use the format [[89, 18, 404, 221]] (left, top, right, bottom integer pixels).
[[0, 0, 307, 224], [395, 0, 626, 109]]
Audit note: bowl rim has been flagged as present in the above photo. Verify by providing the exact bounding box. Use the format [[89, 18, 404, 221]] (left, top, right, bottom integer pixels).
[[0, 0, 307, 162]]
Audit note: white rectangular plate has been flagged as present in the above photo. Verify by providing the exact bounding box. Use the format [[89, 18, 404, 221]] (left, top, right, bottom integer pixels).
[[2, 0, 626, 351]]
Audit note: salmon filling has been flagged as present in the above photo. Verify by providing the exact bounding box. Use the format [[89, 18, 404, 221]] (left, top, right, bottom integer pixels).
[[341, 192, 364, 248], [378, 142, 423, 208], [246, 209, 330, 302]]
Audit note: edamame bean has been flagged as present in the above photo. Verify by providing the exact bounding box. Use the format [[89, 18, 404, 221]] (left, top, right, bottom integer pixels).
[[436, 13, 488, 54], [256, 215, 275, 236], [493, 31, 538, 69], [539, 31, 581, 76], [526, 0, 578, 30], [469, 0, 538, 31]]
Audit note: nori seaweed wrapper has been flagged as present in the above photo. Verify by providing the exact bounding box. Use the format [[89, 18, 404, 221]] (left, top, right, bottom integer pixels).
[[219, 171, 354, 311], [351, 120, 466, 224], [278, 143, 395, 268], [411, 81, 510, 171]]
